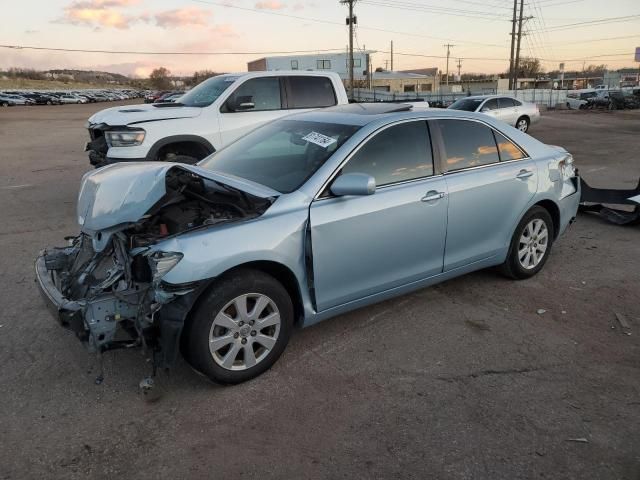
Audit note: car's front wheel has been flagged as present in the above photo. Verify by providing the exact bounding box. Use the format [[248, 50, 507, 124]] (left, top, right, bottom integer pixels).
[[185, 269, 294, 384], [499, 206, 554, 279]]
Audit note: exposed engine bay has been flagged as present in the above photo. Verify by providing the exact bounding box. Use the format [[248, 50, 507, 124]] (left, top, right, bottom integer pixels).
[[37, 166, 274, 378], [128, 168, 272, 247]]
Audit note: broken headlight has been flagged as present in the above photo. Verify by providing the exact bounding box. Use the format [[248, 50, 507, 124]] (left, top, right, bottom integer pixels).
[[105, 129, 146, 147], [147, 252, 183, 282]]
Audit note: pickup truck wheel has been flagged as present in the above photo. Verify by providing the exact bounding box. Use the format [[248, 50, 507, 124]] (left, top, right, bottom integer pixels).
[[499, 206, 554, 280], [186, 269, 293, 384], [516, 116, 529, 132]]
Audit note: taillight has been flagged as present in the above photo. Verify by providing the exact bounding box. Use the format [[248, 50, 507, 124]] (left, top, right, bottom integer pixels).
[[559, 155, 576, 180]]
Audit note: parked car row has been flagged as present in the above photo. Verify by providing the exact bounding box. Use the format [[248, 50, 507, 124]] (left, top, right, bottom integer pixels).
[[143, 90, 186, 103], [0, 89, 143, 107], [565, 88, 640, 110]]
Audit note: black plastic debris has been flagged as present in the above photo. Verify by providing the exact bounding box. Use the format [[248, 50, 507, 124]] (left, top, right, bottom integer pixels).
[[579, 176, 640, 225]]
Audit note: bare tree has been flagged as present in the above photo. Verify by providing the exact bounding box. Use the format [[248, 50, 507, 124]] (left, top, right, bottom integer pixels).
[[149, 67, 172, 90]]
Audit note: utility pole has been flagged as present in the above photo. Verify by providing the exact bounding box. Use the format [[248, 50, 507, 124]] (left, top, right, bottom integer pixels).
[[390, 40, 394, 71], [340, 0, 357, 100], [508, 0, 518, 90], [513, 0, 531, 92], [457, 58, 462, 79], [443, 44, 454, 86]]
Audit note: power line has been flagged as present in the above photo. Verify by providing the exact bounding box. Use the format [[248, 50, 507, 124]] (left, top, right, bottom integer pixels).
[[0, 45, 348, 55], [190, 0, 510, 49], [358, 0, 510, 21], [539, 14, 640, 32], [3, 43, 634, 64]]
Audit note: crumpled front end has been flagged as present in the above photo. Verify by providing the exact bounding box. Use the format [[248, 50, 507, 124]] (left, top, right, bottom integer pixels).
[[36, 163, 275, 371], [35, 233, 199, 367]]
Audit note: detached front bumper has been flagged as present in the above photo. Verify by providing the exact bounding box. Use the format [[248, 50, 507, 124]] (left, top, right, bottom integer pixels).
[[35, 254, 87, 340]]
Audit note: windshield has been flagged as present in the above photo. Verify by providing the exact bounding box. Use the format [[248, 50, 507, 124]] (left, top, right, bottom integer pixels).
[[179, 75, 238, 107], [448, 98, 483, 112], [199, 119, 361, 193]]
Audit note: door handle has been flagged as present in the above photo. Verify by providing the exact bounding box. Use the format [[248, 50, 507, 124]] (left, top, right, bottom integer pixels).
[[421, 191, 446, 202], [516, 169, 533, 180]]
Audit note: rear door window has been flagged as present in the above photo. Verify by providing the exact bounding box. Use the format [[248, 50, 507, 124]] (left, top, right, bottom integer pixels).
[[436, 119, 499, 172], [482, 98, 499, 111], [341, 121, 434, 186], [286, 76, 337, 109], [498, 97, 516, 108]]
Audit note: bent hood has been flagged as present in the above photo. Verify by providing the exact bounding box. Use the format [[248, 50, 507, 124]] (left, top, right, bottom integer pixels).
[[87, 103, 202, 127], [77, 162, 280, 233]]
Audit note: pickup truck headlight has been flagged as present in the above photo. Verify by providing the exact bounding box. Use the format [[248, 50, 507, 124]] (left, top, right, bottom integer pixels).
[[147, 252, 183, 282], [105, 129, 145, 147]]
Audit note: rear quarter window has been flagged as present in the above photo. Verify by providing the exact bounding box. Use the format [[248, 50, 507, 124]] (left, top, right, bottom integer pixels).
[[286, 76, 337, 109]]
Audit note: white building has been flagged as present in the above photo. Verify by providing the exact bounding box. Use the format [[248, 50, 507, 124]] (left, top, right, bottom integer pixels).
[[248, 51, 373, 80]]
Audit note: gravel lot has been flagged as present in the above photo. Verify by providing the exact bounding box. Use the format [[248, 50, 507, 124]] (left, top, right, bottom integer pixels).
[[1, 103, 639, 480]]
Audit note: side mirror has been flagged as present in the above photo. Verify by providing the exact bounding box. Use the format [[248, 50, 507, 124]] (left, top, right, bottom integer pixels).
[[226, 95, 255, 112], [330, 173, 376, 197]]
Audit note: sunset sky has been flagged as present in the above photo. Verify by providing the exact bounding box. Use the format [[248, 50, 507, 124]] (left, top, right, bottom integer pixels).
[[2, 0, 639, 77]]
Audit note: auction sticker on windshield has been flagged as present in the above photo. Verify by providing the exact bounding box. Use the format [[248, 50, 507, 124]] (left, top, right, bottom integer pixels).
[[302, 132, 337, 148]]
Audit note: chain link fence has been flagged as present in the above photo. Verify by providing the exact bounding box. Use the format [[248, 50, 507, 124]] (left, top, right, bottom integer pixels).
[[352, 87, 569, 108]]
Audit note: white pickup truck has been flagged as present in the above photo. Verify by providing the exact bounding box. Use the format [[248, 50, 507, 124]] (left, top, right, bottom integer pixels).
[[86, 71, 349, 167]]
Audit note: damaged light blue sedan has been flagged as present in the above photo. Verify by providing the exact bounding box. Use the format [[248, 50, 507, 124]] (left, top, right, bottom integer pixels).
[[36, 103, 580, 384]]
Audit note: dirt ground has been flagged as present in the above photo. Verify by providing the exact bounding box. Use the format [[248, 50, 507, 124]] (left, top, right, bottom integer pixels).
[[0, 103, 638, 480]]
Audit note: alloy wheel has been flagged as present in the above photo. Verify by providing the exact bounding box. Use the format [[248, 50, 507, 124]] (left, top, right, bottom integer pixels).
[[517, 119, 528, 132], [517, 219, 548, 270], [209, 293, 281, 371]]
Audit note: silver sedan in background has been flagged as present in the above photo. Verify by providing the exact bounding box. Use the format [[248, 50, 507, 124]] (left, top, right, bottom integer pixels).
[[448, 95, 540, 132]]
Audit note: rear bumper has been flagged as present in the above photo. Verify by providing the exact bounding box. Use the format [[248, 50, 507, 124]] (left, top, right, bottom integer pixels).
[[557, 176, 581, 236]]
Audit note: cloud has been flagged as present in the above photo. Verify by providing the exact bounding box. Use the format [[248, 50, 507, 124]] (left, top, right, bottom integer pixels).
[[56, 1, 214, 30], [154, 7, 212, 28], [56, 0, 141, 29], [255, 1, 285, 10]]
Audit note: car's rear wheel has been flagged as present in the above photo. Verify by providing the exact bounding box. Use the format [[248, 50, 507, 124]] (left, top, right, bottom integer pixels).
[[499, 206, 554, 280], [516, 116, 530, 132], [185, 269, 293, 384]]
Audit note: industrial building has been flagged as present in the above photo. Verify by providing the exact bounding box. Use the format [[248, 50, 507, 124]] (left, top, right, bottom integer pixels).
[[247, 52, 439, 94]]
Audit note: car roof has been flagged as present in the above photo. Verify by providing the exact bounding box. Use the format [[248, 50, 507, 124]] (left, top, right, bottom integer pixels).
[[220, 70, 342, 80], [290, 102, 501, 126]]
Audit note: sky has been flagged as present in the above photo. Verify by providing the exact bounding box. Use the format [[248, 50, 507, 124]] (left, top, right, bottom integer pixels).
[[1, 0, 639, 77]]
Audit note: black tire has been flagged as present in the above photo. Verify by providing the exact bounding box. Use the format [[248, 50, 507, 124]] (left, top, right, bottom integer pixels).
[[1, 102, 7, 107], [46, 100, 52, 105], [185, 269, 294, 384], [516, 116, 530, 133], [499, 206, 555, 280]]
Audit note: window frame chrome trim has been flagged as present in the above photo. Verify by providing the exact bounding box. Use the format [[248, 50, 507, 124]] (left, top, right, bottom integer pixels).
[[312, 115, 531, 201]]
